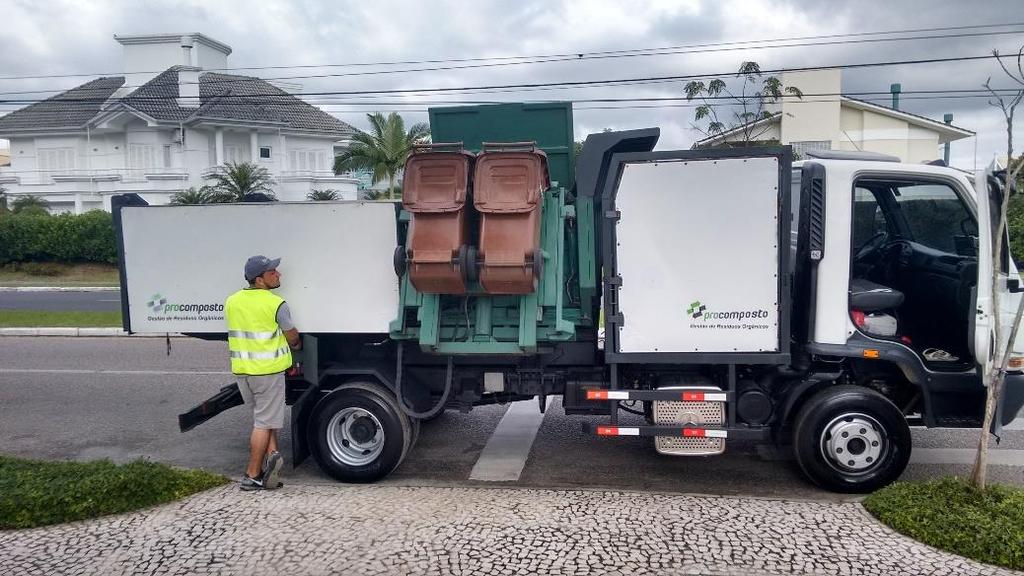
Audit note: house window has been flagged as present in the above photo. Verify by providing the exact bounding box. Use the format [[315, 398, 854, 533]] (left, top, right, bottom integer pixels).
[[163, 145, 172, 168], [259, 146, 272, 159], [128, 144, 157, 170], [791, 140, 831, 158], [288, 149, 324, 171], [38, 147, 75, 173]]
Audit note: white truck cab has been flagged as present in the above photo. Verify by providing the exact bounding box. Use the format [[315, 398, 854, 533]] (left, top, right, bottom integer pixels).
[[796, 152, 1023, 434]]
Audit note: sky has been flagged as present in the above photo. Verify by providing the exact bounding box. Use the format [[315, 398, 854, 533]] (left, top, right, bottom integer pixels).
[[0, 0, 1022, 170]]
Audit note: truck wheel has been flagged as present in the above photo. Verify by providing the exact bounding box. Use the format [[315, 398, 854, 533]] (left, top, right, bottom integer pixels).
[[792, 385, 911, 493], [309, 383, 414, 483]]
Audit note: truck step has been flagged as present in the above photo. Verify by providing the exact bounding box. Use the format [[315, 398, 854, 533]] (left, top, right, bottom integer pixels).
[[582, 422, 770, 441], [585, 389, 730, 402]]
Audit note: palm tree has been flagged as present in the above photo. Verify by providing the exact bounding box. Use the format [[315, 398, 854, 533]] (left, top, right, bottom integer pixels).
[[170, 186, 228, 205], [10, 194, 50, 216], [334, 112, 430, 200], [307, 189, 340, 201], [207, 162, 276, 202]]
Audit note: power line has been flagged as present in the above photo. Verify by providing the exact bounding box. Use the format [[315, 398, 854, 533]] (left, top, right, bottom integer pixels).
[[2, 25, 1023, 98], [0, 53, 1010, 106], [3, 89, 1019, 112], [1, 21, 1021, 83]]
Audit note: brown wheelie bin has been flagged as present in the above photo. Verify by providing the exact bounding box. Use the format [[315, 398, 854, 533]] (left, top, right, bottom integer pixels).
[[400, 143, 475, 294], [472, 142, 550, 294]]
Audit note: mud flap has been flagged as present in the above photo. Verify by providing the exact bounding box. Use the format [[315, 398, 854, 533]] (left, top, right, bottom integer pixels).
[[178, 383, 244, 432]]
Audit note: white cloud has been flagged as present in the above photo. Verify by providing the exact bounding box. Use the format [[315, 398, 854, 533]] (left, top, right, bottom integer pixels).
[[0, 0, 1020, 166]]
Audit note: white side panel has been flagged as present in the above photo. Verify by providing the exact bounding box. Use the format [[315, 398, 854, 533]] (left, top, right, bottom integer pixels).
[[615, 158, 780, 353], [122, 202, 399, 333]]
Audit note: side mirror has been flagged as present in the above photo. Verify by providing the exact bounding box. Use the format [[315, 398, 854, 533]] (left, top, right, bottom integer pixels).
[[1007, 277, 1024, 293]]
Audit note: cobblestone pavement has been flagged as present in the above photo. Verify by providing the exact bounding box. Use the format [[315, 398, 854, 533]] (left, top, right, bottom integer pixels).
[[1, 484, 1018, 576]]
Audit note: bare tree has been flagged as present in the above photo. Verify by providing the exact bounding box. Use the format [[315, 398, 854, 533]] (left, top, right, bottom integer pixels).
[[973, 46, 1024, 490], [684, 62, 802, 146]]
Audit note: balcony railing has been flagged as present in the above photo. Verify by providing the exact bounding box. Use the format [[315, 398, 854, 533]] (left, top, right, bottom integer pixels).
[[0, 167, 188, 185]]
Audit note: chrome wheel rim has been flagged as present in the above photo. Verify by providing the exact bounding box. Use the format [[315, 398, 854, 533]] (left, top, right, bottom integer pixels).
[[820, 412, 886, 475], [326, 407, 385, 466]]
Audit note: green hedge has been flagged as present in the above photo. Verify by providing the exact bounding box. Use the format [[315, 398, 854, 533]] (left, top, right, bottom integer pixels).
[[864, 477, 1024, 571], [0, 211, 117, 264]]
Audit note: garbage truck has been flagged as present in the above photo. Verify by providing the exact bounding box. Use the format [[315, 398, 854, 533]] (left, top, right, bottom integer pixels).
[[113, 102, 1024, 493]]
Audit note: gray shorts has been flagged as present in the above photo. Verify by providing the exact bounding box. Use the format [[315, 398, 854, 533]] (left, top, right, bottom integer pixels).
[[238, 372, 285, 430]]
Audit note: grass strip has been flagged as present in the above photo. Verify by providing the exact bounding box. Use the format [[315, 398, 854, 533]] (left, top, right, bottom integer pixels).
[[0, 263, 119, 287], [863, 477, 1023, 571], [0, 454, 227, 529], [0, 310, 122, 328]]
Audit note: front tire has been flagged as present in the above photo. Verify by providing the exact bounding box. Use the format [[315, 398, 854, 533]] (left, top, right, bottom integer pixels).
[[309, 383, 413, 483], [792, 385, 911, 493]]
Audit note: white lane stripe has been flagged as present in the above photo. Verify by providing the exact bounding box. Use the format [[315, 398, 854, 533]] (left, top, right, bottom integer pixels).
[[909, 448, 1024, 467], [469, 401, 546, 482], [0, 368, 230, 376]]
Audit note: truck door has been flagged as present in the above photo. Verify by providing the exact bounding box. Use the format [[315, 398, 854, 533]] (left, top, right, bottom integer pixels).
[[973, 165, 1023, 434]]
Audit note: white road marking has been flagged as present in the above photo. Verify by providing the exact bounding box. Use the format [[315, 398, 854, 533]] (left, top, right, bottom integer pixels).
[[1004, 417, 1024, 431], [910, 448, 1024, 466], [469, 401, 547, 482], [0, 368, 229, 376]]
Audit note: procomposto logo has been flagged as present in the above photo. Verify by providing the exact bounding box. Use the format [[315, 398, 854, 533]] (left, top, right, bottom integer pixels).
[[145, 292, 224, 322], [686, 298, 771, 331]]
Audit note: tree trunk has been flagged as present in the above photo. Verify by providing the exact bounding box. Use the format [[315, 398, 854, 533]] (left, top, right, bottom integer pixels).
[[972, 142, 1018, 490], [388, 173, 396, 201]]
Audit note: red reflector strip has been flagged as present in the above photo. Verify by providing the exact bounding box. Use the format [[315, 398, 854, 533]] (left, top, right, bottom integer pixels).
[[682, 429, 727, 438], [596, 426, 639, 436], [586, 390, 629, 400], [681, 391, 727, 402]]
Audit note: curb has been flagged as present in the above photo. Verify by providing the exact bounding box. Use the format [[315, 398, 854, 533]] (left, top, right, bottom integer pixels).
[[0, 286, 119, 292], [0, 327, 182, 337]]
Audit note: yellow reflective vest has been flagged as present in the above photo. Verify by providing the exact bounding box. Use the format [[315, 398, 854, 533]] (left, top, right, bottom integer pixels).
[[225, 288, 292, 376]]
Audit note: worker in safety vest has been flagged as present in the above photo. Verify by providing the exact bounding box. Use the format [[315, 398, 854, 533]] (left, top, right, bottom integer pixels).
[[225, 255, 301, 491]]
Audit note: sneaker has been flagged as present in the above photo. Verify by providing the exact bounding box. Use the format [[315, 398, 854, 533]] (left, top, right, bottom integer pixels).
[[239, 475, 266, 491], [924, 348, 959, 362], [262, 451, 283, 490]]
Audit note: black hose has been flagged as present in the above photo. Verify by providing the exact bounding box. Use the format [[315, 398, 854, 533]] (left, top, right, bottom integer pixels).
[[395, 342, 453, 419]]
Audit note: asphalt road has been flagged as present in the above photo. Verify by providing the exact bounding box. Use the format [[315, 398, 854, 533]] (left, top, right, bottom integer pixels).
[[0, 290, 121, 311], [1, 336, 1021, 501]]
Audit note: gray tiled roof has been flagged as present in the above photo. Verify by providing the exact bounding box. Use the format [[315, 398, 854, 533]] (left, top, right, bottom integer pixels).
[[0, 67, 355, 137], [125, 67, 355, 136], [0, 76, 125, 131]]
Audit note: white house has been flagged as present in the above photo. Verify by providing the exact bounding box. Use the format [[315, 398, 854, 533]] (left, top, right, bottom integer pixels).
[[696, 70, 974, 165], [0, 33, 359, 213]]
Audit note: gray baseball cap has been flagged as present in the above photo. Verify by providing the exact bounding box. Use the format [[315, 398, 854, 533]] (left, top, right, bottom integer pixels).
[[245, 255, 281, 282]]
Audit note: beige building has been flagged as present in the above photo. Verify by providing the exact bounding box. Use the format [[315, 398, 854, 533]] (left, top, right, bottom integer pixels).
[[0, 146, 9, 167], [697, 70, 973, 165]]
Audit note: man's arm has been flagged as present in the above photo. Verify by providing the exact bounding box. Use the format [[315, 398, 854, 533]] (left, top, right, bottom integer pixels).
[[284, 328, 301, 350], [276, 302, 302, 350]]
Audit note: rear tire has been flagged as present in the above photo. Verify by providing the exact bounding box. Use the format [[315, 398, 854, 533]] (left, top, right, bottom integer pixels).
[[309, 382, 414, 483], [792, 385, 911, 493]]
